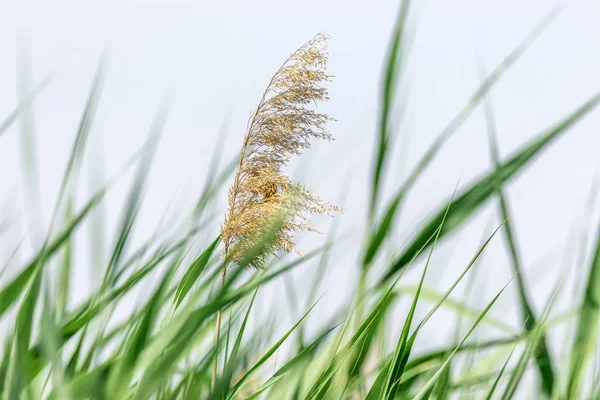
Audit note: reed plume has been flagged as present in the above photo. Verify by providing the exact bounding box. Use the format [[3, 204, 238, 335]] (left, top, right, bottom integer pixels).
[[221, 32, 340, 270], [213, 33, 340, 387]]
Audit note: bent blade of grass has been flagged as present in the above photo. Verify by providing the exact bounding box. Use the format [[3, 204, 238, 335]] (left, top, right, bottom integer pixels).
[[482, 76, 555, 396], [413, 279, 513, 400], [363, 7, 560, 267], [382, 92, 600, 282]]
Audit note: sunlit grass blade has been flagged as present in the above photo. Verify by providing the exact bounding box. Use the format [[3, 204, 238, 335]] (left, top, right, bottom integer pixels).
[[382, 92, 600, 282]]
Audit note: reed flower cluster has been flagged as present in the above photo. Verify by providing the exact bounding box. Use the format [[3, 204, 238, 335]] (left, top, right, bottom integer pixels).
[[221, 33, 340, 269]]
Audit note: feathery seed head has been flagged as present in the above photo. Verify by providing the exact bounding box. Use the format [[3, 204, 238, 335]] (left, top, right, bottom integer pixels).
[[221, 33, 340, 269]]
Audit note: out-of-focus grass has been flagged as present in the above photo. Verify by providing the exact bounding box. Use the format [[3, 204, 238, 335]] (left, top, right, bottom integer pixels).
[[0, 2, 599, 399]]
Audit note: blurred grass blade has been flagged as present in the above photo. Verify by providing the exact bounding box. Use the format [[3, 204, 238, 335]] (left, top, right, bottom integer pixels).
[[567, 222, 600, 398], [484, 341, 518, 400], [103, 93, 173, 285], [382, 92, 600, 282], [224, 288, 258, 372], [0, 75, 51, 140], [0, 187, 107, 318], [482, 76, 554, 395], [174, 236, 220, 307], [105, 269, 170, 398], [363, 7, 560, 267], [502, 289, 558, 400], [369, 0, 411, 222]]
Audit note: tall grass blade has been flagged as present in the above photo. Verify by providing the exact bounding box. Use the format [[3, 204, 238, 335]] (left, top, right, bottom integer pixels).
[[382, 92, 600, 282], [482, 78, 555, 395]]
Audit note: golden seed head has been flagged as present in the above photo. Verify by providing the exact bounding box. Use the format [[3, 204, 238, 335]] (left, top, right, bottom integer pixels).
[[221, 33, 340, 269]]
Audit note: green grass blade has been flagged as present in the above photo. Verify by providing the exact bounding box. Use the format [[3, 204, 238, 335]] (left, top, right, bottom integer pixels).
[[482, 76, 555, 396], [227, 298, 321, 398], [363, 7, 560, 267], [0, 75, 51, 140], [483, 341, 519, 400], [412, 279, 512, 400], [103, 93, 172, 285], [0, 187, 107, 318], [381, 187, 456, 400], [567, 223, 600, 398], [174, 236, 221, 307], [382, 92, 600, 282], [105, 269, 171, 398], [224, 288, 258, 372], [369, 0, 411, 222]]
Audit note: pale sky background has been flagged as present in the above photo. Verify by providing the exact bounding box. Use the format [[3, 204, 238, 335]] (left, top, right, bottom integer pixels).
[[1, 0, 600, 395]]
